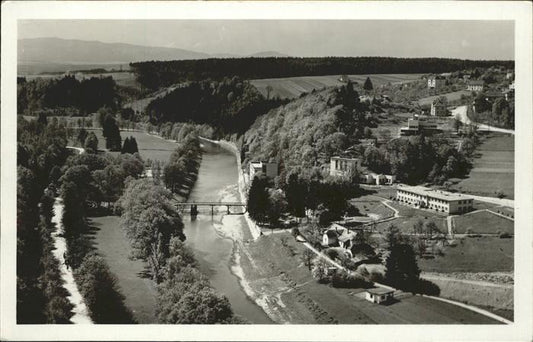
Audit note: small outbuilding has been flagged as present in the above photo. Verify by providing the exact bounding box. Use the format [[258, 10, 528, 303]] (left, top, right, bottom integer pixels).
[[365, 288, 395, 304]]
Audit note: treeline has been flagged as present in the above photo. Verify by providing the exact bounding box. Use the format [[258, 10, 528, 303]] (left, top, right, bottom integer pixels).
[[130, 57, 513, 90], [17, 118, 73, 323], [17, 75, 120, 115], [145, 77, 287, 134]]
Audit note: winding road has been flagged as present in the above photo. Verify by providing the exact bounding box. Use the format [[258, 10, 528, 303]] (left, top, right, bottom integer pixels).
[[452, 105, 515, 135]]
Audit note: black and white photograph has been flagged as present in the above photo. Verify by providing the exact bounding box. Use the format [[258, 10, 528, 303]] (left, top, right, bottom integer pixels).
[[1, 1, 532, 341]]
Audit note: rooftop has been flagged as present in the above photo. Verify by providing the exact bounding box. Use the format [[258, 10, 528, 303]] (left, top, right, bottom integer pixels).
[[468, 80, 485, 86], [366, 287, 395, 295], [398, 185, 473, 202], [331, 156, 360, 161]]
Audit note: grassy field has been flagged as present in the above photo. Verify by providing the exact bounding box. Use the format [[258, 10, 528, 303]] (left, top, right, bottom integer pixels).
[[251, 74, 422, 99], [86, 129, 178, 163], [450, 133, 514, 199], [422, 275, 513, 320], [453, 211, 514, 235], [418, 236, 513, 273], [87, 215, 157, 323], [349, 195, 395, 220], [238, 232, 500, 324]]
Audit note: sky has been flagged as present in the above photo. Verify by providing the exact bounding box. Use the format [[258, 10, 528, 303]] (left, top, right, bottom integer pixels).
[[18, 20, 514, 60]]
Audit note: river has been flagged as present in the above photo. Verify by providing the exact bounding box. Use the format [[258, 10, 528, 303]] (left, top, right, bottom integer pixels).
[[183, 141, 272, 324]]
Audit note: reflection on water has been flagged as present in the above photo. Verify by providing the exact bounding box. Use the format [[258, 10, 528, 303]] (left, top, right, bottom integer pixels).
[[183, 142, 272, 324]]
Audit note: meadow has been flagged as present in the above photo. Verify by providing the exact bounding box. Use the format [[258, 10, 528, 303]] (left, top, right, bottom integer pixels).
[[418, 236, 513, 273], [250, 74, 422, 99], [86, 129, 178, 164], [86, 215, 157, 323], [453, 210, 514, 235], [449, 133, 514, 199]]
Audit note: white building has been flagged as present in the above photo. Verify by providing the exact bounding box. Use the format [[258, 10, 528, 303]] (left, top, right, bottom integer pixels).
[[396, 185, 474, 214], [360, 173, 396, 185], [427, 76, 446, 90], [365, 288, 395, 304], [430, 100, 448, 117], [249, 161, 278, 181], [330, 156, 361, 177]]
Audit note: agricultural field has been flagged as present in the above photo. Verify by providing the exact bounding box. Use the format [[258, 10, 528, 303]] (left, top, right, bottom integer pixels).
[[86, 215, 157, 323], [85, 129, 178, 163], [418, 236, 513, 273], [453, 210, 514, 235], [449, 133, 514, 199], [349, 195, 395, 220], [251, 74, 423, 99]]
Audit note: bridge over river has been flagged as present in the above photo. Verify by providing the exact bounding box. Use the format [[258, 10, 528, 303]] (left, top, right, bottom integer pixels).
[[176, 201, 247, 215]]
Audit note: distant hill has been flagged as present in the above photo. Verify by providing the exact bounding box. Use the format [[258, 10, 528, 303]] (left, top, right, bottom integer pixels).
[[18, 37, 210, 65], [249, 51, 289, 58], [18, 37, 290, 74]]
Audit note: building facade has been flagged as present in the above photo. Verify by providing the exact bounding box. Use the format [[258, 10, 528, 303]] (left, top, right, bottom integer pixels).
[[330, 156, 361, 177], [427, 76, 446, 90], [400, 117, 440, 136], [249, 161, 278, 180], [430, 101, 448, 116], [396, 186, 473, 214], [467, 80, 484, 92]]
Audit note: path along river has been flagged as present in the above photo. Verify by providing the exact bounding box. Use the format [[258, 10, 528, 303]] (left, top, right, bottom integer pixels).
[[183, 141, 272, 324]]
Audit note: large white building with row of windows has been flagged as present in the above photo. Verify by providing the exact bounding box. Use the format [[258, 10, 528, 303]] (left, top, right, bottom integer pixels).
[[396, 185, 473, 214]]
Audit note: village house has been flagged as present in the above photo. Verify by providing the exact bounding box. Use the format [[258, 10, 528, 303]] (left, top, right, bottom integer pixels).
[[506, 72, 514, 80], [249, 161, 278, 181], [322, 224, 357, 250], [396, 185, 474, 214], [430, 99, 448, 117], [467, 80, 484, 92], [503, 89, 514, 101], [427, 76, 446, 90], [358, 138, 377, 147], [329, 156, 361, 177], [365, 288, 395, 304], [509, 81, 515, 90]]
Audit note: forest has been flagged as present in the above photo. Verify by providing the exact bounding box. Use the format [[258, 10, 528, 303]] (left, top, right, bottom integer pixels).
[[17, 75, 120, 115], [130, 57, 514, 90], [145, 76, 287, 134]]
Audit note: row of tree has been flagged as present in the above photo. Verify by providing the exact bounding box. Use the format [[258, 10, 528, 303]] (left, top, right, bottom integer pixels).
[[17, 118, 74, 323], [130, 57, 513, 90], [472, 93, 515, 129], [162, 136, 202, 195]]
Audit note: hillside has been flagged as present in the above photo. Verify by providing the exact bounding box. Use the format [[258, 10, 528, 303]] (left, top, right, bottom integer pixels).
[[242, 88, 352, 179]]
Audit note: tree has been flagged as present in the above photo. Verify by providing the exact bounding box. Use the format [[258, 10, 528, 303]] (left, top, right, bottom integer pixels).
[[265, 85, 273, 100], [301, 248, 315, 271], [247, 175, 270, 224], [385, 243, 420, 292], [311, 258, 331, 283], [84, 132, 99, 153], [267, 189, 287, 226], [284, 173, 306, 217], [102, 114, 122, 151], [363, 77, 374, 91], [452, 118, 463, 132]]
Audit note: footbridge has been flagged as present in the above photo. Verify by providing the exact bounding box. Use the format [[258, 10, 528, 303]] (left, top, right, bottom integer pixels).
[[176, 201, 247, 215]]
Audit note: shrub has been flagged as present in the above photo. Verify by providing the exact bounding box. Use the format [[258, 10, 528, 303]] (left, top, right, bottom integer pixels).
[[311, 258, 331, 284], [331, 271, 372, 288], [413, 278, 441, 296], [324, 248, 339, 260], [291, 227, 300, 237], [499, 232, 512, 238]]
